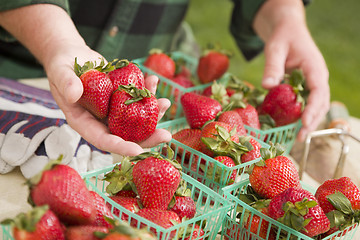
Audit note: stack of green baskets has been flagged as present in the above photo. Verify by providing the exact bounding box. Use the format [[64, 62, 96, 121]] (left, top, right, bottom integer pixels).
[[134, 51, 229, 121], [155, 117, 269, 195], [220, 179, 359, 240]]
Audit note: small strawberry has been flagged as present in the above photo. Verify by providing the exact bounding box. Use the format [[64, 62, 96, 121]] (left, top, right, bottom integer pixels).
[[234, 104, 260, 129], [89, 191, 114, 228], [240, 137, 261, 163], [132, 208, 181, 239], [131, 152, 182, 210], [212, 156, 237, 185], [259, 69, 307, 126], [74, 57, 114, 119], [217, 110, 247, 136], [197, 47, 230, 83], [181, 92, 222, 129], [65, 225, 109, 240], [143, 49, 176, 79], [108, 84, 159, 143], [268, 187, 330, 237], [248, 143, 301, 199], [170, 196, 196, 219], [107, 196, 140, 222], [314, 177, 360, 235], [28, 158, 96, 225], [1, 205, 65, 240], [108, 59, 145, 91]]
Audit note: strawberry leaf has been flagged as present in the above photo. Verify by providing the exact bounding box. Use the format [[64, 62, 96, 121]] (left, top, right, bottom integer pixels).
[[327, 192, 354, 215]]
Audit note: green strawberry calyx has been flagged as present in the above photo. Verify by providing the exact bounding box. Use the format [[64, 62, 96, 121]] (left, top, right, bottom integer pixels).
[[117, 84, 153, 105], [74, 57, 115, 77], [277, 197, 318, 233], [283, 69, 308, 111], [201, 125, 249, 165], [1, 205, 49, 232], [104, 158, 135, 195], [326, 191, 360, 230], [259, 142, 285, 161]]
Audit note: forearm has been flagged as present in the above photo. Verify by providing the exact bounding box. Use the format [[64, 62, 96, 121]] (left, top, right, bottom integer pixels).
[[253, 0, 307, 42], [0, 4, 87, 69]]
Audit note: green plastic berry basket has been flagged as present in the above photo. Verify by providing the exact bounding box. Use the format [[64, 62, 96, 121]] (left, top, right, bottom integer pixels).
[[244, 119, 302, 155], [1, 224, 12, 240], [155, 117, 270, 195], [133, 51, 230, 121], [220, 179, 359, 240], [81, 164, 232, 240]]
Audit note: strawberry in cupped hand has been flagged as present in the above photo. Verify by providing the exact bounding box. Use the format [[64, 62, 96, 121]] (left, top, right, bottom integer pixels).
[[314, 177, 360, 236], [108, 84, 159, 143], [108, 59, 145, 91], [131, 151, 182, 210], [181, 92, 222, 129], [74, 57, 114, 119], [197, 46, 231, 83], [248, 143, 301, 199], [1, 205, 65, 240], [269, 187, 330, 237], [28, 157, 97, 225], [144, 48, 176, 79], [258, 69, 307, 126]]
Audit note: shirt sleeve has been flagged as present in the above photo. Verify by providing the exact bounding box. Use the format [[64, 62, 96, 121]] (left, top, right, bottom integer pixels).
[[230, 0, 312, 61], [0, 0, 70, 42]]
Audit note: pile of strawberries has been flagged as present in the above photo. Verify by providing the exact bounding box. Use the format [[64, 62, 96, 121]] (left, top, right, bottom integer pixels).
[[74, 58, 159, 143], [1, 156, 156, 240], [225, 143, 360, 239], [103, 150, 204, 240]]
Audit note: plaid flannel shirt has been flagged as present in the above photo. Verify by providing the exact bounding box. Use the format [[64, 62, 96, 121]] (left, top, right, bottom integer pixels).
[[0, 0, 309, 80]]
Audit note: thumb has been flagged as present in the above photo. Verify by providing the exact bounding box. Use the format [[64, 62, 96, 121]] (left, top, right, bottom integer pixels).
[[261, 42, 287, 89]]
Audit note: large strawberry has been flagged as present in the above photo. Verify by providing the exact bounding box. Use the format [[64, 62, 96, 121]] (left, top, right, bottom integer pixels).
[[66, 225, 109, 240], [89, 190, 114, 228], [74, 57, 114, 119], [234, 104, 260, 129], [197, 47, 230, 83], [28, 159, 96, 225], [172, 128, 202, 162], [248, 143, 301, 199], [269, 187, 330, 237], [131, 152, 182, 210], [217, 110, 247, 136], [143, 49, 176, 79], [108, 59, 145, 91], [108, 84, 159, 143], [258, 69, 307, 126], [314, 177, 360, 235], [181, 92, 222, 129], [1, 205, 65, 240]]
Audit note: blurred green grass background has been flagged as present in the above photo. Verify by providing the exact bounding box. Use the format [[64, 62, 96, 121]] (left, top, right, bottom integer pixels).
[[185, 0, 360, 118]]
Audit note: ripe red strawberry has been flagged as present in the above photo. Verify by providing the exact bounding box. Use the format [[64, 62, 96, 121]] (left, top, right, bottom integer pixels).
[[132, 208, 181, 239], [184, 224, 205, 240], [197, 48, 230, 83], [28, 160, 96, 225], [217, 110, 247, 136], [181, 92, 222, 129], [65, 225, 109, 240], [314, 177, 360, 235], [172, 128, 202, 162], [132, 152, 182, 210], [258, 70, 306, 126], [108, 84, 159, 143], [234, 104, 260, 129], [143, 49, 176, 79], [171, 74, 195, 101], [2, 205, 65, 240], [170, 196, 196, 219], [107, 196, 139, 221], [74, 58, 114, 119], [248, 143, 301, 199], [240, 137, 261, 163], [89, 191, 114, 228], [108, 59, 145, 91], [269, 187, 330, 237], [212, 156, 237, 185]]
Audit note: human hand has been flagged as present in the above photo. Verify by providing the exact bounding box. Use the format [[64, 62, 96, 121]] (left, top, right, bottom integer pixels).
[[44, 45, 171, 156], [253, 0, 330, 141]]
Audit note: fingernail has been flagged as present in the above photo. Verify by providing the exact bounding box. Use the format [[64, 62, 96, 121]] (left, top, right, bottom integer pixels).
[[262, 77, 276, 87]]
